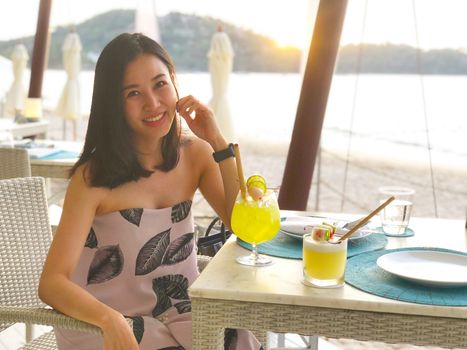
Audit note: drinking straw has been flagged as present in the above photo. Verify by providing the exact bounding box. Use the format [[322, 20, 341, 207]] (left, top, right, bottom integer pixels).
[[336, 196, 395, 243], [233, 143, 247, 199]]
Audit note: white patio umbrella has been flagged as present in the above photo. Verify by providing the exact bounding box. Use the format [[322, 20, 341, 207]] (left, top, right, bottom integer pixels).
[[5, 44, 29, 117], [208, 28, 235, 142], [135, 0, 161, 43], [56, 32, 81, 140]]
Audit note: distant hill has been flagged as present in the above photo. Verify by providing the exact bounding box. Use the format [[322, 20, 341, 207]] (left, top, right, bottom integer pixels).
[[336, 44, 467, 74], [1, 10, 467, 74], [0, 10, 300, 72]]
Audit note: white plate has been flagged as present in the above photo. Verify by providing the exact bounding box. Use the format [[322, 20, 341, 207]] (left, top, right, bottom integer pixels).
[[334, 228, 372, 241], [280, 216, 324, 235], [280, 216, 373, 241], [280, 228, 371, 241], [280, 229, 305, 240], [377, 250, 467, 287]]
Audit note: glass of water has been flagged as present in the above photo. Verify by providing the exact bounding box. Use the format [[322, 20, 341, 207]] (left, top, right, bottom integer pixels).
[[378, 186, 415, 235]]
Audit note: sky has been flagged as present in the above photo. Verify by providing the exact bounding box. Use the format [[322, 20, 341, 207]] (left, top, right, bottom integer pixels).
[[0, 0, 466, 50]]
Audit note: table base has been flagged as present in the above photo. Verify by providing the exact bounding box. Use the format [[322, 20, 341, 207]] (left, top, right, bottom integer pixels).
[[191, 298, 467, 350]]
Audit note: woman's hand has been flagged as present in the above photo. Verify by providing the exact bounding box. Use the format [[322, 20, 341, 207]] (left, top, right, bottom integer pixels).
[[101, 311, 139, 350], [177, 95, 225, 148]]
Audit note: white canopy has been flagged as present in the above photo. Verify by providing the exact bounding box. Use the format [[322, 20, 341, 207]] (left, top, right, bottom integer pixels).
[[5, 44, 28, 116], [208, 29, 235, 142], [56, 32, 82, 122]]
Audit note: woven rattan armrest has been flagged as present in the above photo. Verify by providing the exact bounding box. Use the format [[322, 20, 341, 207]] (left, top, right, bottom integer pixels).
[[0, 306, 133, 334]]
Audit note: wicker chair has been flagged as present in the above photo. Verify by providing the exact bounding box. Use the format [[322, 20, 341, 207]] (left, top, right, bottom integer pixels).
[[0, 176, 212, 349], [0, 177, 103, 349], [0, 147, 31, 179]]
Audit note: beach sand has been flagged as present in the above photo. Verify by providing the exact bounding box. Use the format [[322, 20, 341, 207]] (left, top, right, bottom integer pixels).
[[47, 115, 466, 350], [48, 113, 467, 222]]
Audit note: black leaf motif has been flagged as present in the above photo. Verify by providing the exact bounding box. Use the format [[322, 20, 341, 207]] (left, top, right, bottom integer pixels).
[[84, 227, 98, 248], [128, 316, 144, 344], [120, 208, 144, 227], [171, 201, 192, 223], [135, 229, 171, 275], [174, 300, 191, 314], [161, 233, 194, 266], [152, 293, 172, 318], [158, 347, 185, 350], [153, 274, 189, 300], [224, 329, 238, 350], [87, 245, 124, 285]]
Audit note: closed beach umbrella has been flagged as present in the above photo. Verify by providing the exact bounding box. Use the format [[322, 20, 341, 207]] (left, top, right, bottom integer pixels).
[[56, 32, 81, 140], [5, 44, 29, 117], [208, 27, 235, 142]]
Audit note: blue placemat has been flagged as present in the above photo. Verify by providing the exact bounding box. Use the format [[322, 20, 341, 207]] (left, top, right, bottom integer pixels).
[[346, 247, 467, 306], [375, 226, 415, 237], [236, 232, 387, 259], [39, 150, 79, 160]]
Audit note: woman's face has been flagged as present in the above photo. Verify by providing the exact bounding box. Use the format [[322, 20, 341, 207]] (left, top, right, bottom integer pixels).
[[122, 54, 178, 142]]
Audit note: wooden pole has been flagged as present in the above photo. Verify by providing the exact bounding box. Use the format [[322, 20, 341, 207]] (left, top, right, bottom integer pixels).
[[278, 0, 348, 210], [28, 0, 52, 98]]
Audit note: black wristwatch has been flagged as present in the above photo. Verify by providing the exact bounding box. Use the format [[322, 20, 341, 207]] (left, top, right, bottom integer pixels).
[[212, 143, 235, 163]]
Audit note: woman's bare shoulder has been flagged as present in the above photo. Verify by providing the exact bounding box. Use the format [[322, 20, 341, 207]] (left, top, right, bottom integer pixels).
[[67, 163, 109, 204], [182, 133, 213, 157]]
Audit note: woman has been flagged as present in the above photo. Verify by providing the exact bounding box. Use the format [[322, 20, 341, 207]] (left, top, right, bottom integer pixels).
[[39, 33, 261, 350]]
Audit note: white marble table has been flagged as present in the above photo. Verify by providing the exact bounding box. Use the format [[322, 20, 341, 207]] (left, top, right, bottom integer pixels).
[[0, 119, 49, 139], [189, 215, 467, 350], [29, 140, 81, 179]]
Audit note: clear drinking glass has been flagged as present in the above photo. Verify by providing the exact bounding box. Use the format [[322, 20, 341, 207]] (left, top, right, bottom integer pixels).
[[378, 186, 415, 235], [231, 190, 281, 266], [302, 232, 348, 288]]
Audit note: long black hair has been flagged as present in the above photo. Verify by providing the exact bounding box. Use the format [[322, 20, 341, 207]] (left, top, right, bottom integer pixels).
[[70, 33, 181, 188]]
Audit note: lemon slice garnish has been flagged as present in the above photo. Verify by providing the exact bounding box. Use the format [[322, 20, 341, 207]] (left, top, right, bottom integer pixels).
[[246, 174, 267, 193]]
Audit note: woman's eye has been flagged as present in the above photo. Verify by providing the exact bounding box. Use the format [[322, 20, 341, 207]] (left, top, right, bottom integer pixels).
[[127, 90, 140, 98], [154, 80, 167, 89]]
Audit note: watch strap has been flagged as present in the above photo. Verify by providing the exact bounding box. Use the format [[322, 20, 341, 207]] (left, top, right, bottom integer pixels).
[[212, 143, 235, 163]]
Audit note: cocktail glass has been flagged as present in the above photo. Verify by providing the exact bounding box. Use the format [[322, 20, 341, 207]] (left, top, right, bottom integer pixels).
[[302, 232, 348, 288], [231, 190, 280, 266]]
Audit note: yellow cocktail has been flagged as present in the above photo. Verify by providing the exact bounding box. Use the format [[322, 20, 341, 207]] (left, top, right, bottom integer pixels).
[[302, 234, 348, 288], [231, 190, 280, 266]]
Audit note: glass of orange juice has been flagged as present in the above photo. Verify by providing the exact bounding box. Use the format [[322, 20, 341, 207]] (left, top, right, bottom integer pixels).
[[231, 189, 281, 266], [302, 227, 348, 288]]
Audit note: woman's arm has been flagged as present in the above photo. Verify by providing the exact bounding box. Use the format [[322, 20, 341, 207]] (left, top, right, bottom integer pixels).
[[39, 167, 139, 349], [177, 96, 239, 227]]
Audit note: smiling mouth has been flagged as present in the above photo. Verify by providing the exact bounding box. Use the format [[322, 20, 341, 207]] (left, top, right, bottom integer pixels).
[[143, 112, 165, 123]]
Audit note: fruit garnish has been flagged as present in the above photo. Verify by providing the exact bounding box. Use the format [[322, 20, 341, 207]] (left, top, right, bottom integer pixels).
[[247, 174, 267, 200], [322, 222, 337, 238], [247, 175, 267, 192]]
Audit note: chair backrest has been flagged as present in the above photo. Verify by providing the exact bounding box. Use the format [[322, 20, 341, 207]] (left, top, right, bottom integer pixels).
[[0, 177, 51, 308], [0, 147, 31, 179]]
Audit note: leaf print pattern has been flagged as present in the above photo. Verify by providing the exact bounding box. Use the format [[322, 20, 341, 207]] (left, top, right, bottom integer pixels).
[[161, 233, 194, 265], [171, 200, 192, 223], [154, 274, 189, 299], [87, 245, 124, 285], [84, 227, 98, 248], [224, 329, 238, 350], [120, 208, 144, 227], [152, 293, 172, 318], [128, 316, 144, 344], [174, 300, 191, 314], [135, 229, 171, 275], [152, 274, 189, 317]]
